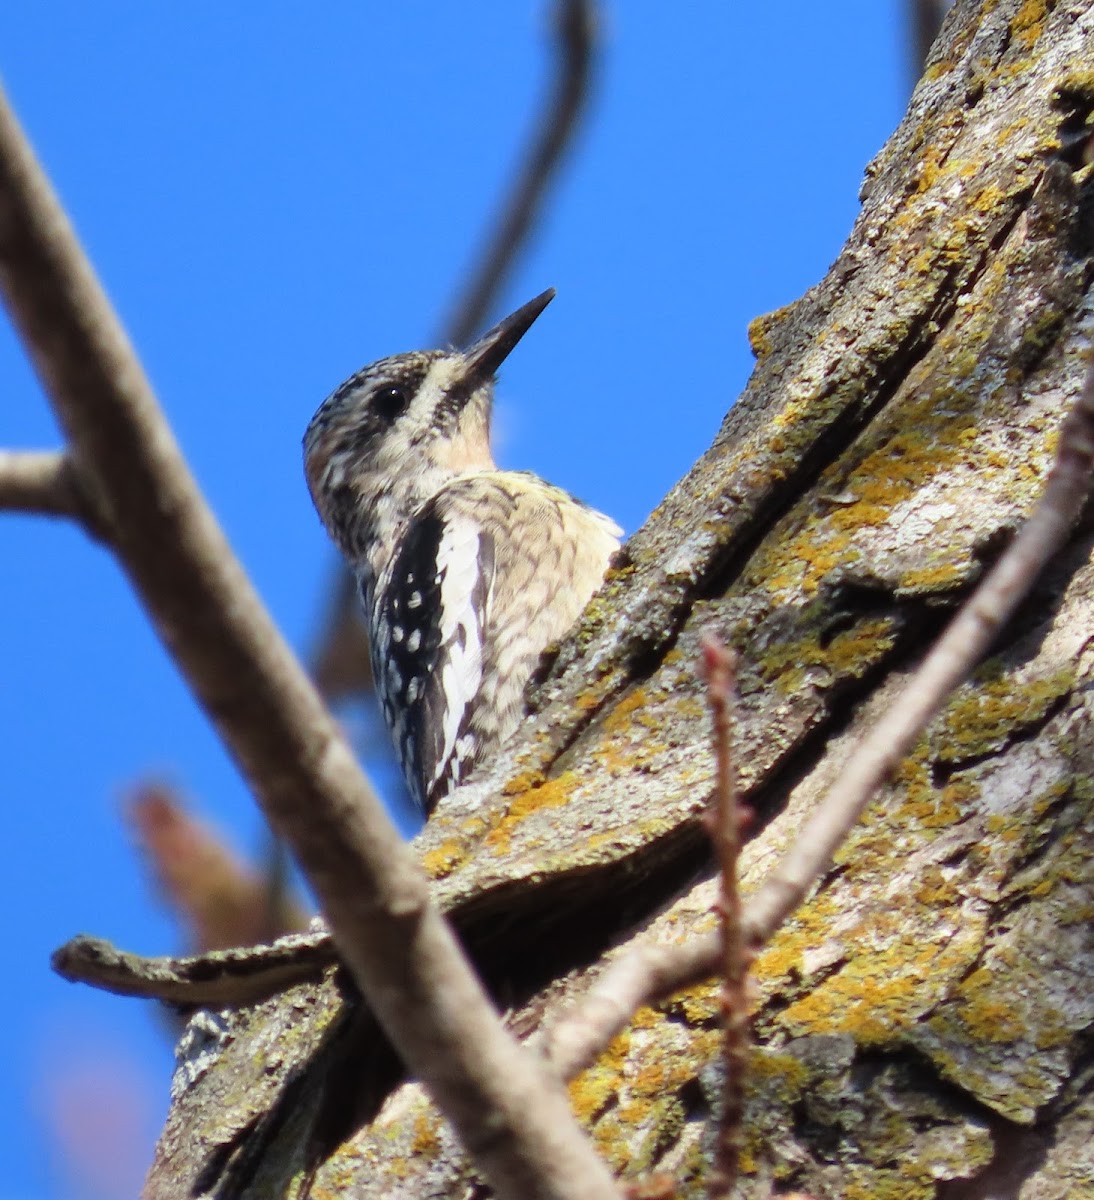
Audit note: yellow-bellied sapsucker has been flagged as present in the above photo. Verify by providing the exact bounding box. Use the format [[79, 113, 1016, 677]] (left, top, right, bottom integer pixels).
[[304, 290, 621, 813]]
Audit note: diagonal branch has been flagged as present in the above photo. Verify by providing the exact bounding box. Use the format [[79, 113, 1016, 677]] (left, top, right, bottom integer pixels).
[[742, 349, 1094, 945], [442, 0, 597, 347], [544, 350, 1094, 1079], [0, 85, 619, 1200]]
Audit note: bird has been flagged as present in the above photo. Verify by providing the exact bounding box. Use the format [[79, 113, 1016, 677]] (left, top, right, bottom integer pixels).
[[304, 289, 621, 814]]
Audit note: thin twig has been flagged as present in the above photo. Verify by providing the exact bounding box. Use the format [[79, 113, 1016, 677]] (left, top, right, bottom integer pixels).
[[743, 351, 1094, 945], [310, 0, 598, 701], [700, 636, 747, 1199], [544, 351, 1094, 1081], [0, 85, 620, 1200], [544, 931, 720, 1081]]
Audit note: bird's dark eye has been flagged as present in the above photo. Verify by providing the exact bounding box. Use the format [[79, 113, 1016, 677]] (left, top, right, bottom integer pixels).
[[374, 385, 409, 422]]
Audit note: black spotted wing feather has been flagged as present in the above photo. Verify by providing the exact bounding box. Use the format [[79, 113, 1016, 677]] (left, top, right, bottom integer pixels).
[[369, 493, 496, 811], [369, 472, 620, 813]]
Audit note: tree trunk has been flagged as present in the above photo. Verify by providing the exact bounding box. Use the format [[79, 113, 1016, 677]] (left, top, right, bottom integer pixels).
[[147, 2, 1094, 1196]]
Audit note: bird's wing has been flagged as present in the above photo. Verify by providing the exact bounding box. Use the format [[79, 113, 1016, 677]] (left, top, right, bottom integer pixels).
[[372, 473, 620, 812], [370, 484, 497, 811]]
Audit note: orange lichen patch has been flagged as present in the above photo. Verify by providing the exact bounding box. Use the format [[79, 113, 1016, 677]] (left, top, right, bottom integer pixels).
[[778, 934, 972, 1046], [659, 980, 721, 1026], [586, 686, 673, 775], [568, 1026, 632, 1141], [914, 865, 961, 908], [750, 888, 843, 990], [501, 769, 547, 796], [601, 687, 652, 735], [750, 528, 856, 600], [419, 840, 467, 880], [569, 1000, 723, 1177], [842, 1175, 935, 1200], [895, 779, 966, 830], [747, 1048, 810, 1106], [602, 560, 635, 586], [741, 349, 1027, 607], [757, 615, 900, 696], [409, 1109, 441, 1157], [985, 812, 1025, 842], [482, 770, 578, 854], [949, 965, 1029, 1043], [1011, 0, 1049, 48], [592, 735, 668, 776], [898, 559, 973, 592], [746, 304, 796, 360], [924, 56, 957, 82], [836, 754, 974, 874]]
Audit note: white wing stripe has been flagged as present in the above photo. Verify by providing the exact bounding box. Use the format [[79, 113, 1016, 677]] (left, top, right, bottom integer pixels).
[[431, 515, 486, 789]]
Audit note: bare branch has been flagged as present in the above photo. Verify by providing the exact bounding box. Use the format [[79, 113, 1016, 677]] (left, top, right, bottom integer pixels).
[[699, 636, 747, 1200], [544, 931, 720, 1081], [52, 931, 338, 1006], [310, 0, 599, 701], [127, 782, 308, 953], [0, 86, 620, 1200], [545, 353, 1094, 1081]]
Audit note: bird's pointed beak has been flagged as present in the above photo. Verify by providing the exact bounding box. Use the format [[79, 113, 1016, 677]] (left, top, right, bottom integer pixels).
[[461, 288, 555, 382]]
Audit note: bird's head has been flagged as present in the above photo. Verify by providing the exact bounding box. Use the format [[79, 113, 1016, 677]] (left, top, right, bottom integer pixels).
[[304, 288, 554, 554]]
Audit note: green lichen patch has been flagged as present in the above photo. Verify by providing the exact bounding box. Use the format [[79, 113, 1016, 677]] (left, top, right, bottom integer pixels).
[[931, 662, 1075, 764]]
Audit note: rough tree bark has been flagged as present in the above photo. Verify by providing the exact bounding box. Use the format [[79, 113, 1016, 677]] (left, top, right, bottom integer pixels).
[[139, 2, 1093, 1196]]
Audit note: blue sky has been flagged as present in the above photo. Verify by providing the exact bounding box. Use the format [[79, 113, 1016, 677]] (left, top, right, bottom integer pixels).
[[0, 5, 908, 1196]]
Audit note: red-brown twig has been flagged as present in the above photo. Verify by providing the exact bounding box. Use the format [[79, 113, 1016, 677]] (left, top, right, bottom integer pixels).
[[543, 349, 1094, 1085], [0, 83, 620, 1200], [699, 635, 747, 1199]]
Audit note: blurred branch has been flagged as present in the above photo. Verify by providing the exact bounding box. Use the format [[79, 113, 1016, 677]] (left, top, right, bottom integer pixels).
[[909, 0, 952, 80], [442, 0, 597, 346], [545, 350, 1094, 1078], [544, 934, 720, 1081], [311, 567, 374, 697], [310, 0, 599, 703], [0, 84, 618, 1200], [127, 782, 308, 953]]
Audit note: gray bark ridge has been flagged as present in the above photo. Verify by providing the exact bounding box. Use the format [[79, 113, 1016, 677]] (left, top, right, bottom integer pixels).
[[146, 2, 1094, 1196]]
